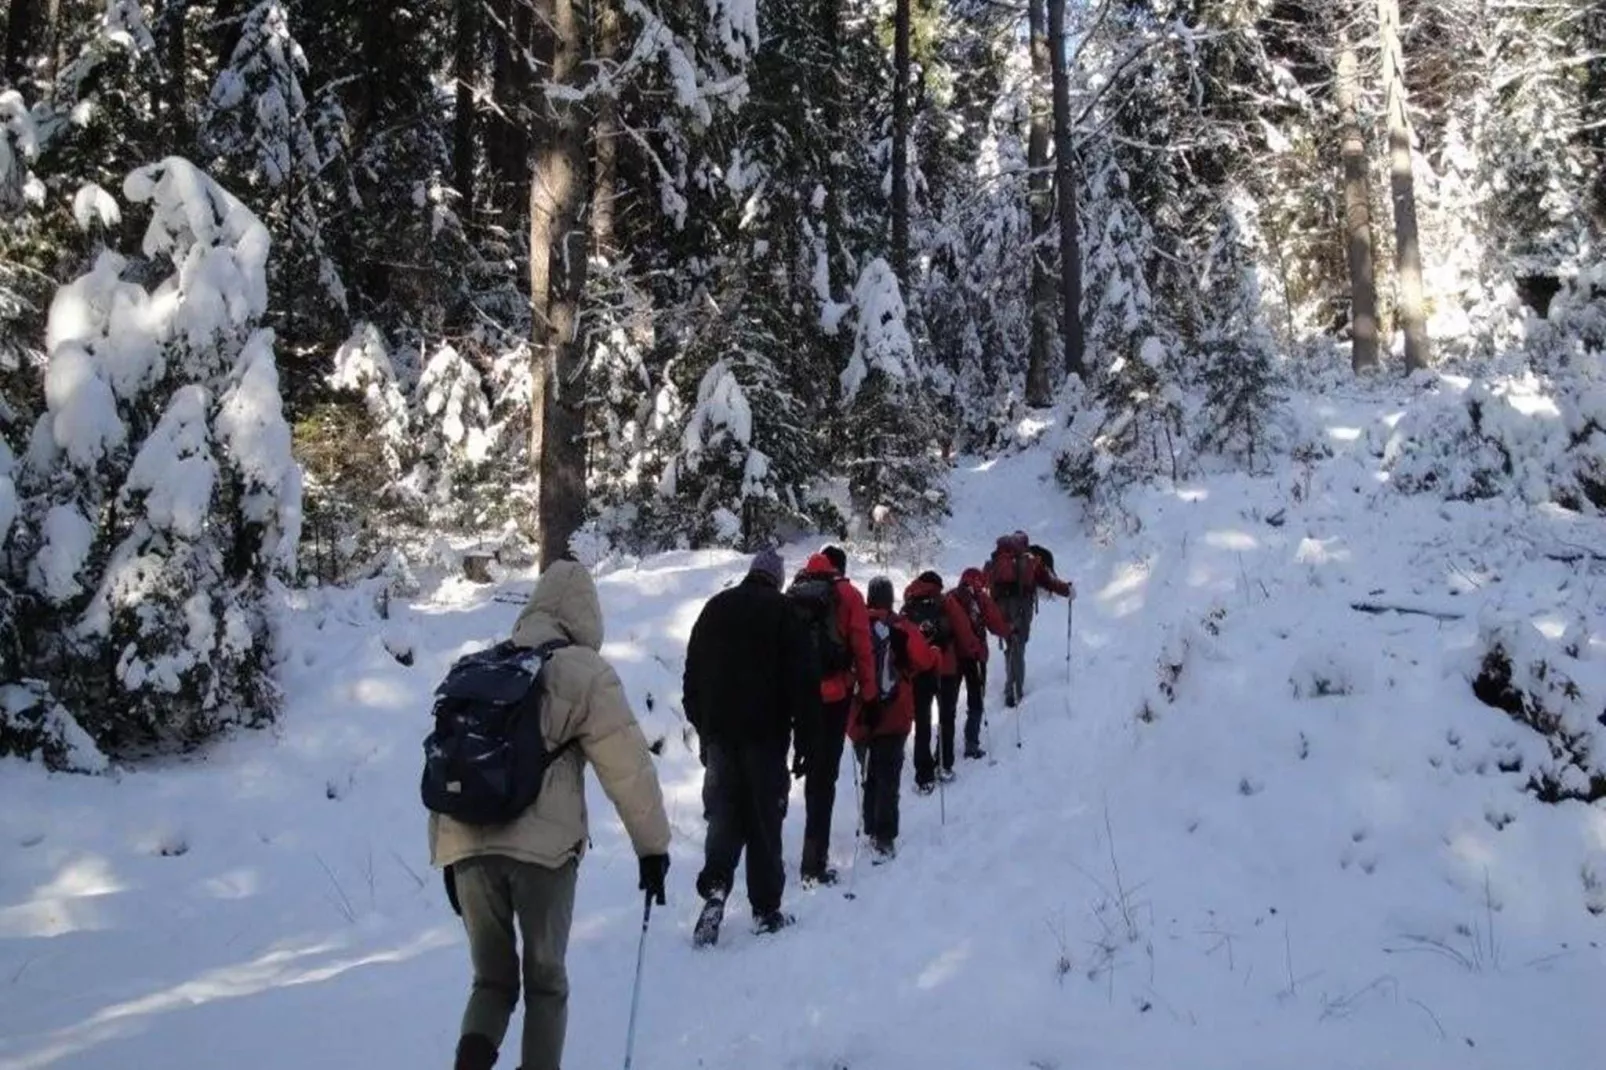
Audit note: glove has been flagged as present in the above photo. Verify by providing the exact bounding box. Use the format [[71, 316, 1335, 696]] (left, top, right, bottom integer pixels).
[[444, 865, 461, 916], [860, 701, 882, 732], [638, 854, 670, 906]]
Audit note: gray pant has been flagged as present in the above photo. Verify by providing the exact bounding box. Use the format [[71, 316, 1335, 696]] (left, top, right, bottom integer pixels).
[[454, 855, 578, 1070], [999, 595, 1034, 702]]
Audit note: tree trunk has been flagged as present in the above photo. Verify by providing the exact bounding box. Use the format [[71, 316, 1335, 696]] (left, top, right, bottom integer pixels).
[[1025, 0, 1053, 405], [530, 0, 592, 567], [1337, 31, 1380, 375], [590, 0, 620, 259], [1378, 0, 1429, 373], [890, 0, 911, 285], [162, 1, 188, 143], [4, 0, 41, 84], [820, 0, 844, 300], [489, 0, 532, 217], [212, 0, 245, 69], [453, 0, 478, 221], [1047, 0, 1084, 379]]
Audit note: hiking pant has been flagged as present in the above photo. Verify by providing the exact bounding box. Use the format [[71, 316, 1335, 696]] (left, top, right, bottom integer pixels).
[[959, 658, 986, 748], [454, 855, 578, 1070], [856, 734, 907, 844], [914, 671, 960, 782], [696, 737, 789, 913], [1000, 594, 1034, 702], [803, 697, 852, 869]]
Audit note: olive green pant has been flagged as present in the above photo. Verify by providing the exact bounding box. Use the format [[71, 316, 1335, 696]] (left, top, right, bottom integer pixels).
[[454, 855, 578, 1070]]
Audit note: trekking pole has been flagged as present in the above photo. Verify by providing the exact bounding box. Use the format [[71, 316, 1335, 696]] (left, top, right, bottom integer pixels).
[[622, 891, 653, 1070], [845, 747, 866, 901], [937, 745, 947, 827], [1064, 599, 1074, 716]]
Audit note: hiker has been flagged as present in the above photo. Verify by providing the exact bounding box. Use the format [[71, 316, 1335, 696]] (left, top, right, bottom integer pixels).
[[955, 567, 1013, 752], [788, 547, 876, 885], [902, 570, 983, 791], [987, 532, 1074, 707], [848, 576, 938, 860], [682, 549, 820, 944], [430, 560, 671, 1070]]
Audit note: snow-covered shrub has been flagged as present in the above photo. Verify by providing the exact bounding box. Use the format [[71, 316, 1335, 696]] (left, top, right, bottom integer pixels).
[[1055, 339, 1189, 508], [1468, 614, 1606, 803], [10, 158, 300, 755], [0, 681, 108, 773]]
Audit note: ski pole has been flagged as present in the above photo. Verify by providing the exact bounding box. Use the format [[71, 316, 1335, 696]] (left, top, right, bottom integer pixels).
[[1064, 599, 1074, 716], [845, 746, 867, 900], [622, 891, 653, 1070]]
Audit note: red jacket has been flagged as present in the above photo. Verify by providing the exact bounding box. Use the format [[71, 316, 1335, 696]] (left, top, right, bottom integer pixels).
[[985, 537, 1071, 599], [848, 610, 938, 742], [957, 568, 1012, 662], [799, 553, 877, 705], [901, 577, 983, 676]]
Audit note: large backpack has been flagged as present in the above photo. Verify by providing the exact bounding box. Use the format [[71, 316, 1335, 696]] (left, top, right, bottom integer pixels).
[[787, 572, 853, 675], [903, 593, 952, 648], [954, 585, 986, 642], [866, 617, 901, 704], [990, 540, 1034, 599], [421, 639, 575, 826]]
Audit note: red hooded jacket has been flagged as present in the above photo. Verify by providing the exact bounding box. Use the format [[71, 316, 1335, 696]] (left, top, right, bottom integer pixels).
[[798, 553, 877, 705], [901, 576, 984, 676], [956, 568, 1013, 662], [847, 609, 939, 742]]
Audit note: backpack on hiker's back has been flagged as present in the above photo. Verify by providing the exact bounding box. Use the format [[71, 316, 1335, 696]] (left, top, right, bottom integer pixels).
[[421, 639, 575, 826], [989, 535, 1035, 599], [865, 615, 902, 704], [902, 592, 952, 648], [787, 571, 853, 674]]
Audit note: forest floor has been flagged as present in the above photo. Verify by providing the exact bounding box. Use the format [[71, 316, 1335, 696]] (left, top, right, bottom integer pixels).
[[3, 371, 1605, 1069]]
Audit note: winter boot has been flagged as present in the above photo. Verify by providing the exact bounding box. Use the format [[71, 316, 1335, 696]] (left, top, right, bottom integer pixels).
[[455, 1033, 498, 1070], [964, 743, 987, 760], [752, 909, 795, 935], [937, 767, 956, 783], [693, 895, 726, 949], [800, 838, 838, 886], [870, 838, 897, 865], [914, 780, 935, 796]]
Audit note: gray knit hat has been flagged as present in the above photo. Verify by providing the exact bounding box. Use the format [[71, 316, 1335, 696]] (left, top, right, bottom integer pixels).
[[750, 548, 786, 586]]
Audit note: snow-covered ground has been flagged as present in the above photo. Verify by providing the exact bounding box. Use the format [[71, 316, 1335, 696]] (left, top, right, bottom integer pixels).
[[4, 376, 1605, 1070]]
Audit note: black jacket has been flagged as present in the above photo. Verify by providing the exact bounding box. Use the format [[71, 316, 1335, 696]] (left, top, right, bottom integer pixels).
[[683, 574, 820, 743]]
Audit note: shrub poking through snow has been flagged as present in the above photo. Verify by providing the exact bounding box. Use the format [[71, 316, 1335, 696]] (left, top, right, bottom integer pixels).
[[10, 158, 300, 757], [0, 681, 109, 773], [1469, 615, 1606, 804]]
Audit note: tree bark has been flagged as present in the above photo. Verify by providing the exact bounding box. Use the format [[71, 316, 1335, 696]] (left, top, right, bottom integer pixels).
[[530, 0, 592, 567], [1025, 0, 1053, 405], [1047, 0, 1084, 379], [4, 0, 42, 85], [590, 0, 620, 259], [820, 0, 844, 299], [162, 1, 188, 143], [489, 0, 532, 216], [1378, 0, 1430, 374], [890, 0, 911, 285], [453, 0, 479, 221], [1337, 30, 1380, 375]]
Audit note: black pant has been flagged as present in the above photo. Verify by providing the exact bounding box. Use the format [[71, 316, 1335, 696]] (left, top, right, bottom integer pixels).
[[960, 658, 986, 748], [696, 737, 789, 913], [913, 672, 959, 783], [855, 735, 906, 844], [803, 697, 851, 848]]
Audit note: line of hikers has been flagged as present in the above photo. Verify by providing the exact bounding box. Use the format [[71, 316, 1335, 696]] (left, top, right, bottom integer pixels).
[[424, 536, 1072, 1069], [681, 535, 1073, 945]]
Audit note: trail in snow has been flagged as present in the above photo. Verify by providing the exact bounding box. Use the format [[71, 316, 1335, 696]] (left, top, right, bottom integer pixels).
[[2, 381, 1605, 1069]]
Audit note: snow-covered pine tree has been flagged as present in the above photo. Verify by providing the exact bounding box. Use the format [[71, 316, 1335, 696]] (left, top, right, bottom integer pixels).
[[11, 157, 301, 755]]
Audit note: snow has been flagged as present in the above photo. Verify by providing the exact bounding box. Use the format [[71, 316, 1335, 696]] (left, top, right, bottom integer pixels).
[[123, 386, 216, 539], [71, 183, 121, 231], [3, 378, 1605, 1069], [216, 329, 303, 571], [841, 257, 914, 401], [28, 503, 95, 602]]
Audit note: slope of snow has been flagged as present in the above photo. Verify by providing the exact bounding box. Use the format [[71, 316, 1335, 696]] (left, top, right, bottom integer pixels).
[[3, 379, 1604, 1069]]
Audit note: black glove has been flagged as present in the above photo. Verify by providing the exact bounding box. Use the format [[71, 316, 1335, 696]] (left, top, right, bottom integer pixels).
[[860, 700, 882, 732], [638, 854, 670, 906], [444, 864, 461, 916]]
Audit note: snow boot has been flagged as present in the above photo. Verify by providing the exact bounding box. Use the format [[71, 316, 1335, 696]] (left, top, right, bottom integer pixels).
[[693, 895, 726, 949], [870, 838, 897, 865], [937, 767, 956, 783], [964, 743, 987, 760], [454, 1033, 498, 1070], [752, 909, 795, 935], [914, 780, 935, 796], [800, 838, 838, 886]]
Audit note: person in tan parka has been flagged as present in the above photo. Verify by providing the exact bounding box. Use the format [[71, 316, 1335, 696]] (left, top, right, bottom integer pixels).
[[430, 560, 671, 1070]]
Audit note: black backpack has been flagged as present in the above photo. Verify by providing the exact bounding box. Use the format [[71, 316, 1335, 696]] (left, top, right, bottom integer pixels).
[[788, 572, 853, 675], [903, 593, 952, 648], [866, 617, 901, 704], [421, 639, 575, 826]]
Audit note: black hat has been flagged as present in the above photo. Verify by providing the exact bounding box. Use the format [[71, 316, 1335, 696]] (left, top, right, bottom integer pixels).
[[867, 576, 895, 610], [821, 545, 847, 575]]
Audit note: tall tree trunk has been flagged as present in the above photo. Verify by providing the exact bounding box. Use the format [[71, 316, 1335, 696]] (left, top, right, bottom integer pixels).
[[453, 0, 479, 221], [1047, 0, 1084, 379], [1337, 30, 1380, 375], [4, 0, 42, 84], [162, 2, 188, 143], [820, 0, 845, 299], [890, 0, 911, 284], [489, 0, 532, 217], [213, 0, 245, 69], [530, 0, 592, 567], [590, 0, 620, 259], [1378, 0, 1429, 373], [1025, 0, 1053, 405]]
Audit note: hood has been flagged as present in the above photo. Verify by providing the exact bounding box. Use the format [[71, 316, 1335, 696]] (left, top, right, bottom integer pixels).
[[903, 577, 943, 602], [960, 567, 985, 589], [803, 552, 838, 575], [513, 560, 605, 651]]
